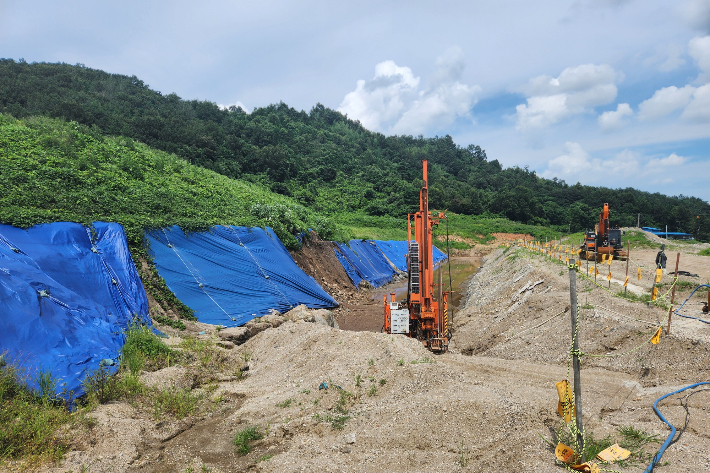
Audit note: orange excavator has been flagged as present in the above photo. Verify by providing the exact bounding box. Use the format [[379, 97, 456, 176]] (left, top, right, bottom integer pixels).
[[384, 160, 450, 353], [581, 203, 628, 261]]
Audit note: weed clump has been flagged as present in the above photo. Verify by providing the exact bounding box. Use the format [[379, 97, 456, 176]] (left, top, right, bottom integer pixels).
[[0, 358, 72, 464], [122, 321, 173, 373], [233, 425, 263, 455], [153, 387, 201, 419]]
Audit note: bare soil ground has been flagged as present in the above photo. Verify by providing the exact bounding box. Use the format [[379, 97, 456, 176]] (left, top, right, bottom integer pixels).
[[28, 238, 710, 473]]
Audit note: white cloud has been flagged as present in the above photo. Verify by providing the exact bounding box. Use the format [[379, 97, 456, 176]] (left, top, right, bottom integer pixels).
[[642, 44, 687, 72], [390, 82, 479, 135], [545, 142, 592, 176], [218, 101, 250, 113], [515, 95, 568, 130], [637, 85, 696, 120], [338, 47, 479, 135], [682, 83, 710, 121], [516, 64, 620, 131], [636, 36, 710, 123], [688, 35, 710, 81], [543, 145, 692, 187], [645, 153, 687, 171], [598, 103, 633, 131], [338, 61, 419, 131], [607, 149, 641, 175], [659, 50, 687, 72]]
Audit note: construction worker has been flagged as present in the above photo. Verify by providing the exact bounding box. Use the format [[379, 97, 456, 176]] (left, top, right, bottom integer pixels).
[[655, 244, 667, 269]]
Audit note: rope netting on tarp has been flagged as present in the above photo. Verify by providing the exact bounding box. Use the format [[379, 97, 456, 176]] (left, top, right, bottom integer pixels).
[[372, 240, 447, 272], [333, 239, 448, 288], [146, 225, 338, 327], [0, 222, 150, 398], [334, 240, 397, 288]]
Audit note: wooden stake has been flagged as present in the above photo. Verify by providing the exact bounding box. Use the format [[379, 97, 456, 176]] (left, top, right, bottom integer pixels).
[[666, 252, 680, 335], [569, 259, 584, 461], [624, 241, 630, 295]]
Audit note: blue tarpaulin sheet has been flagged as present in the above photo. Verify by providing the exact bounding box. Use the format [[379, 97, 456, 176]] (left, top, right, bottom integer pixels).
[[333, 250, 363, 289], [0, 222, 150, 398], [373, 240, 448, 272], [146, 226, 338, 327], [433, 245, 448, 265], [334, 240, 398, 288], [334, 240, 449, 288]]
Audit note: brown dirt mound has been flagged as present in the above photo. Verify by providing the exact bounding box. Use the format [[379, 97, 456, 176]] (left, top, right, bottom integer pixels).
[[289, 231, 363, 306], [491, 232, 532, 241]]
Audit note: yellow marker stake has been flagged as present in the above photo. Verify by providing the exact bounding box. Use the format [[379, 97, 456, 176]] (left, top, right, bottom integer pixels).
[[601, 254, 607, 263], [556, 443, 577, 464], [651, 326, 662, 344], [607, 254, 613, 265], [638, 267, 642, 281], [623, 276, 629, 287], [652, 287, 658, 301], [606, 271, 611, 281], [655, 268, 663, 283], [566, 256, 569, 264], [556, 380, 575, 422]]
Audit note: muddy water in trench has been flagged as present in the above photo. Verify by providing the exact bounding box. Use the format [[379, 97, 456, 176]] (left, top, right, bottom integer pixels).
[[336, 256, 480, 332], [371, 256, 480, 309]]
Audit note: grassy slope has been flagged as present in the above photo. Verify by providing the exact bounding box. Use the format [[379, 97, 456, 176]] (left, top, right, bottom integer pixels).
[[0, 114, 339, 249]]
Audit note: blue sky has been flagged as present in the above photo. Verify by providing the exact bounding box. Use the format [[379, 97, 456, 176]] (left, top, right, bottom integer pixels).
[[2, 0, 709, 201]]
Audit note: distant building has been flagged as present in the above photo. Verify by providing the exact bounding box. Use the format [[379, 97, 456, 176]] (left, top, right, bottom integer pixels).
[[641, 227, 694, 241]]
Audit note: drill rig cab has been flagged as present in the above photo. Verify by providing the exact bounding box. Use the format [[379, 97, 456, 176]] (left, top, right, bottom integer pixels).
[[383, 160, 450, 353]]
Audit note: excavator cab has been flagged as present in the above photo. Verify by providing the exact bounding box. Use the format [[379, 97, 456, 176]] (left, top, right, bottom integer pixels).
[[608, 228, 622, 249]]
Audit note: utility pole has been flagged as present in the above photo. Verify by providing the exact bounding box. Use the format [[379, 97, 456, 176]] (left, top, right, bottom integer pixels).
[[569, 259, 584, 461], [637, 213, 640, 228]]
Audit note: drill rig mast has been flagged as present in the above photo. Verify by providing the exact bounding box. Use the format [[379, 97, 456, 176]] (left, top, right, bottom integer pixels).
[[384, 160, 450, 353]]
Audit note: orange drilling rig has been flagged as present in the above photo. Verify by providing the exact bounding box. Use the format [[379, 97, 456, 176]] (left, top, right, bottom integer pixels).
[[581, 203, 628, 261], [384, 160, 450, 353]]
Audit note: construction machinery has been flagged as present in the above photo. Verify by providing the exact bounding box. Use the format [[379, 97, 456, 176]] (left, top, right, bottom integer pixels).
[[384, 160, 450, 353], [581, 203, 628, 261]]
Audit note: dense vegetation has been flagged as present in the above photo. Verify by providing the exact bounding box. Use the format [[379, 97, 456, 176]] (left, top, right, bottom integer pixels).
[[0, 114, 338, 249], [1, 59, 709, 241]]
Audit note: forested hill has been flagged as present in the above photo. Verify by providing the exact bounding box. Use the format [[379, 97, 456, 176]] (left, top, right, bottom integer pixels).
[[2, 59, 709, 240]]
